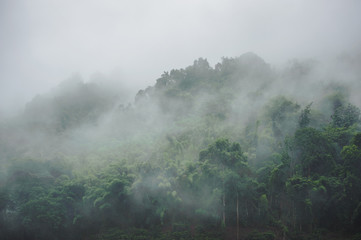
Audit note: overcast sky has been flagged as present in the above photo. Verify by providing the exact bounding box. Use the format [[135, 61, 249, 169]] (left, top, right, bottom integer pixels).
[[1, 0, 361, 115]]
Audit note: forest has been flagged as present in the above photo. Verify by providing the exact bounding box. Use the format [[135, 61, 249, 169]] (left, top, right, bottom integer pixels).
[[1, 52, 361, 240]]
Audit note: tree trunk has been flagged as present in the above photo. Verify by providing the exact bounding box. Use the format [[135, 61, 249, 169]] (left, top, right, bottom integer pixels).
[[308, 166, 310, 177], [237, 192, 239, 240], [246, 201, 248, 219], [222, 192, 226, 228]]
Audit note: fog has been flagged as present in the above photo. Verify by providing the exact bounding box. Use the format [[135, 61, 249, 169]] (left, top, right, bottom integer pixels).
[[2, 2, 361, 239], [1, 0, 361, 115]]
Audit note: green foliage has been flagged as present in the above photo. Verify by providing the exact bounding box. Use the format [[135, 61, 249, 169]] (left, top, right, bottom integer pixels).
[[299, 103, 313, 128], [332, 103, 360, 128], [263, 96, 300, 148], [293, 127, 336, 176], [265, 96, 300, 124], [199, 138, 247, 169], [352, 133, 361, 148], [323, 125, 356, 151], [342, 144, 361, 177], [2, 54, 361, 240]]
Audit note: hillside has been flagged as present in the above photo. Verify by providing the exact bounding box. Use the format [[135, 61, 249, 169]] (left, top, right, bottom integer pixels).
[[1, 53, 361, 240]]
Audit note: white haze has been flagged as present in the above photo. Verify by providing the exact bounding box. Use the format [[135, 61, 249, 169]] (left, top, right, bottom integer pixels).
[[1, 0, 361, 115]]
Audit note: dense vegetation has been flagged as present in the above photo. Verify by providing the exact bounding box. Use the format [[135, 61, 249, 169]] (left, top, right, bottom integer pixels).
[[1, 53, 361, 239]]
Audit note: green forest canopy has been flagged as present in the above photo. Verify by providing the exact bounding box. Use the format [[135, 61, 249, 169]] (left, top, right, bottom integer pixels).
[[1, 53, 361, 240]]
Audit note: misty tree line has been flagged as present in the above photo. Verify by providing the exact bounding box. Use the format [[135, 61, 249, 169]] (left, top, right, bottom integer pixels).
[[1, 53, 361, 240]]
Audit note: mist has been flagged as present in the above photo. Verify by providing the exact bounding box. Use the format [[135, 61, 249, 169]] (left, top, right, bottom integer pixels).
[[1, 0, 361, 115], [1, 1, 361, 240]]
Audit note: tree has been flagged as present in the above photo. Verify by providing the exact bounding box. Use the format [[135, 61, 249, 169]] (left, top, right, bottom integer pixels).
[[351, 133, 361, 148], [341, 143, 361, 178], [293, 128, 336, 177], [264, 96, 300, 145], [199, 138, 248, 233], [332, 103, 360, 128], [299, 103, 312, 128]]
